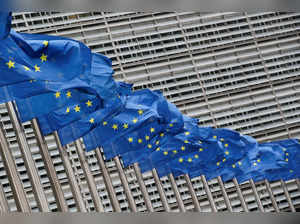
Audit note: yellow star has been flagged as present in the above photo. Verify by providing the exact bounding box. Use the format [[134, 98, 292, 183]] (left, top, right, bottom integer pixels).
[[138, 139, 143, 144], [145, 135, 150, 141], [257, 159, 261, 163], [184, 140, 189, 144], [66, 107, 70, 113], [181, 146, 185, 151], [282, 148, 287, 151], [138, 109, 144, 115], [285, 158, 289, 162], [213, 136, 217, 139], [225, 151, 229, 155], [123, 123, 129, 129], [86, 100, 92, 107], [238, 161, 242, 166], [43, 40, 49, 47], [185, 132, 190, 136], [220, 138, 225, 142], [199, 148, 203, 152], [40, 54, 47, 62], [66, 91, 72, 98], [253, 162, 257, 166], [112, 124, 118, 130], [216, 162, 220, 166], [155, 141, 160, 145], [6, 60, 15, 69], [103, 121, 108, 126], [290, 170, 294, 173], [188, 158, 192, 163], [160, 133, 164, 137], [232, 164, 236, 168], [179, 158, 183, 163], [23, 65, 30, 71], [286, 153, 289, 156], [89, 118, 95, 124], [173, 150, 177, 154], [128, 137, 133, 143], [150, 128, 155, 133], [224, 143, 229, 147], [147, 144, 152, 149], [74, 105, 80, 112], [132, 118, 138, 124], [34, 65, 40, 72], [169, 123, 173, 127], [55, 92, 61, 98], [222, 158, 226, 162], [163, 151, 168, 156], [156, 147, 160, 151], [198, 140, 202, 144], [194, 154, 199, 159]]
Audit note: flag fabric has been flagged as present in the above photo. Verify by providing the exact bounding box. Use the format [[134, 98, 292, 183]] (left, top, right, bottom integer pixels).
[[0, 12, 11, 40], [16, 88, 101, 122], [15, 52, 119, 122], [83, 89, 164, 153], [2, 13, 300, 185], [0, 29, 91, 87], [37, 94, 101, 135]]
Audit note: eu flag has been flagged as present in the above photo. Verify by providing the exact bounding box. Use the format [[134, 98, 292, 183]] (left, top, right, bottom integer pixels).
[[0, 29, 91, 87], [58, 97, 123, 146], [105, 119, 165, 161], [16, 88, 101, 123], [37, 94, 101, 135], [83, 89, 163, 151]]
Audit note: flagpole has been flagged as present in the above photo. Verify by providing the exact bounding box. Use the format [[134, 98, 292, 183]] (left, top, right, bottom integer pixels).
[[201, 175, 218, 212], [74, 140, 105, 212], [152, 169, 171, 212], [217, 176, 233, 212], [280, 179, 295, 212], [168, 173, 186, 212], [6, 102, 50, 212], [113, 156, 138, 212], [95, 148, 122, 212], [184, 174, 201, 212], [264, 179, 280, 212], [0, 183, 9, 212], [0, 122, 31, 212], [53, 131, 87, 212], [133, 163, 154, 211], [233, 178, 249, 212], [249, 179, 264, 212], [31, 118, 69, 212]]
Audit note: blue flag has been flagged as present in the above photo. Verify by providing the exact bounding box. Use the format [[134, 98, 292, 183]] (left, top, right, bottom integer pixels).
[[16, 88, 102, 123], [83, 89, 163, 151], [0, 12, 11, 40], [37, 94, 101, 135], [15, 52, 118, 122], [57, 97, 123, 146], [106, 120, 165, 161], [0, 29, 91, 87]]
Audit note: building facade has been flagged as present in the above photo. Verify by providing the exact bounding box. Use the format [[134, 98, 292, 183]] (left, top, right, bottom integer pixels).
[[0, 12, 299, 212]]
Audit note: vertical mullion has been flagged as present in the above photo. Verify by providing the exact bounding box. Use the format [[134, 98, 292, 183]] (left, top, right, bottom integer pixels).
[[6, 102, 50, 212], [53, 131, 87, 212], [95, 148, 122, 212], [31, 118, 68, 212], [74, 140, 104, 212], [0, 122, 31, 212]]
